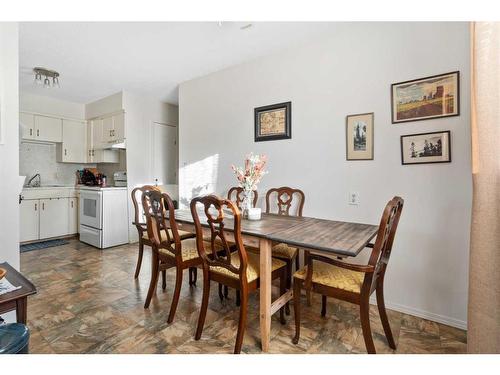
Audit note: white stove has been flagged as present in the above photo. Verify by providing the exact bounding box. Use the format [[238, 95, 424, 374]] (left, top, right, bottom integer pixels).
[[79, 186, 128, 249]]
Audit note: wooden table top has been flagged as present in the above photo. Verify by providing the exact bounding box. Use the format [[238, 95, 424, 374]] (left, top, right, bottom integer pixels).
[[0, 262, 37, 303], [173, 209, 378, 257]]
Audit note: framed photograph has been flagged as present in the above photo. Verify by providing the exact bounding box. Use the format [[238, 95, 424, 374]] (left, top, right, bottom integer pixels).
[[391, 71, 460, 123], [254, 101, 291, 142], [400, 130, 451, 165], [346, 112, 374, 160]]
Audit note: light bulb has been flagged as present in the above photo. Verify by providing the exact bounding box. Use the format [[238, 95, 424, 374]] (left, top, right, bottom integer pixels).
[[34, 72, 42, 85], [53, 76, 60, 88], [43, 77, 51, 88]]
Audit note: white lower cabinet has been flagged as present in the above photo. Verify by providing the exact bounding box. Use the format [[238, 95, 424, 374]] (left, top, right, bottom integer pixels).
[[20, 199, 40, 242], [39, 198, 70, 239], [68, 197, 78, 234], [20, 190, 79, 243]]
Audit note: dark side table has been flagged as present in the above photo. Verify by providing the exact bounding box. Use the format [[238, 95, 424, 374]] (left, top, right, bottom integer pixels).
[[0, 262, 37, 324]]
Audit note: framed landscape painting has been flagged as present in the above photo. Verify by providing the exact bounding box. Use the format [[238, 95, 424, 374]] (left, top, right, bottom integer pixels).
[[346, 112, 374, 160], [391, 71, 460, 123], [254, 101, 291, 142], [400, 130, 451, 165]]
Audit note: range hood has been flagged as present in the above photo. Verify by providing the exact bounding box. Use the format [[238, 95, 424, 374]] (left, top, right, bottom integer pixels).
[[104, 140, 126, 150]]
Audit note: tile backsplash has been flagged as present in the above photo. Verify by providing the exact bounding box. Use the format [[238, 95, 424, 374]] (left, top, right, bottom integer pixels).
[[20, 142, 95, 186]]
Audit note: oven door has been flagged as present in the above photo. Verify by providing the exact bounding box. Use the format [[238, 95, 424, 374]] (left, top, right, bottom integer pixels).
[[79, 190, 102, 229]]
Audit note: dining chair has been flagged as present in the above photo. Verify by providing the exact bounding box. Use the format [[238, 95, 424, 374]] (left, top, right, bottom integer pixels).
[[131, 185, 195, 281], [265, 186, 305, 314], [141, 190, 221, 323], [190, 194, 287, 354], [292, 196, 404, 354], [219, 187, 259, 302]]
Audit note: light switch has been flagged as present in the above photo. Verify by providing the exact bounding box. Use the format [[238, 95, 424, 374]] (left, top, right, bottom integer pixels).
[[349, 192, 360, 205]]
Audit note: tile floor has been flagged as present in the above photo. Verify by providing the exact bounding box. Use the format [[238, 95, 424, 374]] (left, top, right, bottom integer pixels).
[[20, 239, 467, 354]]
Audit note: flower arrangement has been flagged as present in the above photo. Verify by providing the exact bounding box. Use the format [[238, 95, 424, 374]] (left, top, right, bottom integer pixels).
[[231, 153, 268, 214], [231, 153, 268, 192]]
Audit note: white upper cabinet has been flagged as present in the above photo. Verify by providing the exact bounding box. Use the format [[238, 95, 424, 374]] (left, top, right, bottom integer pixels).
[[102, 116, 114, 144], [20, 112, 35, 140], [34, 115, 63, 142], [97, 112, 126, 145], [112, 112, 125, 142], [20, 113, 62, 142], [58, 119, 87, 163]]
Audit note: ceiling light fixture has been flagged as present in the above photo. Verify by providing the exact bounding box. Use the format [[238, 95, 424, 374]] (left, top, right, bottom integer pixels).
[[33, 67, 60, 88]]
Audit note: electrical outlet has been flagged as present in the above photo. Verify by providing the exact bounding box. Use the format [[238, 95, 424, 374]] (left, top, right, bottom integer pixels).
[[349, 192, 360, 205]]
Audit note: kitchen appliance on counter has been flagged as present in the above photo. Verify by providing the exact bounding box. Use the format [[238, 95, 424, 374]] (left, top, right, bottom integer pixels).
[[79, 186, 129, 249], [113, 171, 127, 187]]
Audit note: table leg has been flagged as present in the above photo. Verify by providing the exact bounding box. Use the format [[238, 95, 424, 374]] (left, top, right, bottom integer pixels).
[[259, 238, 272, 352], [16, 297, 27, 324]]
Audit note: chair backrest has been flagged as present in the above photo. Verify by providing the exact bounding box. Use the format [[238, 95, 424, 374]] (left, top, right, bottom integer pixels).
[[141, 190, 182, 259], [227, 187, 258, 210], [131, 185, 160, 234], [365, 196, 404, 291], [190, 195, 250, 283], [265, 186, 305, 217]]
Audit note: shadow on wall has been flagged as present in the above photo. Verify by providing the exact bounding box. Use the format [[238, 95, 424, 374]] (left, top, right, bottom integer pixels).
[[179, 154, 219, 208]]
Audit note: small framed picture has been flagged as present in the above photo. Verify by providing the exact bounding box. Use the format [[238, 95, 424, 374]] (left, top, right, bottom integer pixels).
[[346, 112, 374, 160], [391, 71, 460, 123], [254, 101, 291, 142], [400, 130, 451, 165]]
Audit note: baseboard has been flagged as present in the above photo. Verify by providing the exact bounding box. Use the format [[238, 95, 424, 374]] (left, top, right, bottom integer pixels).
[[370, 297, 467, 330]]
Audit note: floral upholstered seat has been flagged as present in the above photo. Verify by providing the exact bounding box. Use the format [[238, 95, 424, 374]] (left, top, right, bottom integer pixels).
[[294, 261, 365, 293], [210, 252, 286, 283]]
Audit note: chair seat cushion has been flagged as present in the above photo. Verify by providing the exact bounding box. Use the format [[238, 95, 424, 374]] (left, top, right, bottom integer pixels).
[[294, 261, 365, 293], [210, 252, 286, 283], [271, 243, 298, 259], [158, 238, 220, 262], [142, 228, 195, 242]]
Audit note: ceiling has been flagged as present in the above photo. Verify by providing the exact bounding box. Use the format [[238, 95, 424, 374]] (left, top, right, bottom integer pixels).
[[20, 22, 337, 105]]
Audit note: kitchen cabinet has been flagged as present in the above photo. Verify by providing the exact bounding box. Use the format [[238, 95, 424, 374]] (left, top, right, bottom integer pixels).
[[39, 198, 69, 239], [102, 116, 114, 143], [96, 112, 125, 145], [34, 115, 63, 142], [57, 119, 87, 163], [20, 112, 35, 140], [68, 198, 78, 234], [87, 117, 120, 163], [19, 199, 39, 242], [20, 113, 62, 142]]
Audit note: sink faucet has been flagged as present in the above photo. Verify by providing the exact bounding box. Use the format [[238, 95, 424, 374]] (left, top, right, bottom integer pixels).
[[28, 173, 41, 187]]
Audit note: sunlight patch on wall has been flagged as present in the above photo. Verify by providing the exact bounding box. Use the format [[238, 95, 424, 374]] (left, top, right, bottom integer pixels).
[[179, 154, 219, 208]]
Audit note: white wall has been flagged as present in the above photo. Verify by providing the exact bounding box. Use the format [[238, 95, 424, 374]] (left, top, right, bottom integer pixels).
[[179, 22, 472, 329], [122, 91, 178, 242], [20, 93, 85, 119], [0, 23, 20, 272]]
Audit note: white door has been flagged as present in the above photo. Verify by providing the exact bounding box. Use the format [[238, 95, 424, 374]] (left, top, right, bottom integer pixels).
[[20, 199, 39, 242], [62, 120, 87, 163], [79, 191, 102, 229], [91, 118, 104, 150], [20, 113, 35, 140], [34, 115, 62, 142], [151, 122, 177, 185], [39, 198, 69, 239], [102, 116, 114, 144], [112, 112, 125, 141], [68, 198, 78, 234]]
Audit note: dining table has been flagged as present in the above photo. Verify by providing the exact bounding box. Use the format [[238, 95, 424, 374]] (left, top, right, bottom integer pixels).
[[173, 209, 379, 352]]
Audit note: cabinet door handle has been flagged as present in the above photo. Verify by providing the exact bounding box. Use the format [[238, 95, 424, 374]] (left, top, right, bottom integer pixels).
[[71, 201, 73, 208], [42, 202, 44, 210], [34, 203, 37, 211], [92, 149, 95, 156], [30, 128, 33, 136], [37, 129, 40, 137], [64, 149, 67, 156]]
